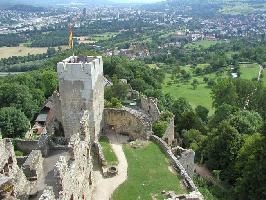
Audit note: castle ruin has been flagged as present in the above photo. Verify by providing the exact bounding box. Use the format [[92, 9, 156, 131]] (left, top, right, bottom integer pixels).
[[0, 55, 202, 200]]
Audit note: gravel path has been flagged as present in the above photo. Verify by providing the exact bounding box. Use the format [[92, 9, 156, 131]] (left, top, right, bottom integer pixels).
[[93, 134, 128, 200]]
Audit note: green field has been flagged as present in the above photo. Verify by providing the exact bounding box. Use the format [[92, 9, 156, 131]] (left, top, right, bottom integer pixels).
[[263, 69, 266, 86], [99, 137, 118, 166], [112, 142, 186, 200], [163, 73, 213, 113], [91, 32, 118, 42], [220, 3, 266, 15], [185, 40, 223, 49], [239, 63, 260, 80]]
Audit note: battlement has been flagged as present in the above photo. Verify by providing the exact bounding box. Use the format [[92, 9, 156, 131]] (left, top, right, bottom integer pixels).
[[57, 56, 103, 83]]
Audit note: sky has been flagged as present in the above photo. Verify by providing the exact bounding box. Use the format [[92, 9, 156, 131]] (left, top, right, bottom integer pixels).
[[112, 0, 163, 3]]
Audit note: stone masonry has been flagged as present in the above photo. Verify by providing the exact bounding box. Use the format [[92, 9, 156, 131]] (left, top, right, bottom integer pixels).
[[0, 137, 31, 199], [39, 111, 94, 200], [57, 56, 104, 141]]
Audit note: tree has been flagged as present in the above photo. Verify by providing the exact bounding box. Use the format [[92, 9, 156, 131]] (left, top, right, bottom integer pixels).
[[195, 105, 209, 123], [235, 134, 266, 200], [105, 82, 129, 101], [209, 104, 239, 128], [179, 111, 207, 134], [191, 79, 199, 90], [212, 78, 238, 108], [42, 70, 58, 97], [182, 129, 206, 151], [228, 110, 263, 135], [205, 121, 243, 182], [0, 107, 29, 138], [0, 83, 38, 119]]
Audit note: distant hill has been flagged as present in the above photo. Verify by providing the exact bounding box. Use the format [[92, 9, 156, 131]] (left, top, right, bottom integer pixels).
[[0, 0, 112, 7]]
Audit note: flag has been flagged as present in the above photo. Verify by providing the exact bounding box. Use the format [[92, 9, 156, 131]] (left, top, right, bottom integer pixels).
[[69, 30, 73, 49]]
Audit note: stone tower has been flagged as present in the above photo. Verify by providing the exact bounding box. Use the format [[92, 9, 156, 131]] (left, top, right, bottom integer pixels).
[[57, 56, 104, 141]]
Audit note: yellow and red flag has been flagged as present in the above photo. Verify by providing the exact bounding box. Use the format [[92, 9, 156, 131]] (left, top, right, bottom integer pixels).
[[69, 29, 73, 49]]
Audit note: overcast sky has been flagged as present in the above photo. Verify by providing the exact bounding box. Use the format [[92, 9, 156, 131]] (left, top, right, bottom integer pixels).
[[112, 0, 163, 3]]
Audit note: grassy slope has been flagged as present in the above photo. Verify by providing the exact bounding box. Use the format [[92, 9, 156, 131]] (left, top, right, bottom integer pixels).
[[112, 142, 186, 200], [99, 137, 118, 166]]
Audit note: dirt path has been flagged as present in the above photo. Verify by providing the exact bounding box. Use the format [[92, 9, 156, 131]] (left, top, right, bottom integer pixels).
[[92, 134, 128, 200]]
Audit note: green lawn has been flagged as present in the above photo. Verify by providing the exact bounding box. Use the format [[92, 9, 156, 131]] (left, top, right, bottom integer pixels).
[[91, 32, 118, 42], [112, 142, 186, 200], [239, 63, 260, 80], [220, 3, 254, 15], [99, 137, 118, 166], [162, 73, 214, 114], [185, 40, 222, 49], [263, 69, 266, 86]]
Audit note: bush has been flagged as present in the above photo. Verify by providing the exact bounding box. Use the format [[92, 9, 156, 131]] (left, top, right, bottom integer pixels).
[[105, 98, 123, 108]]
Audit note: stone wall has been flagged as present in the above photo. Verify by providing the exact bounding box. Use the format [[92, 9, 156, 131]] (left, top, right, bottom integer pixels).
[[93, 141, 107, 167], [140, 95, 160, 122], [0, 137, 31, 199], [53, 133, 93, 199], [22, 150, 44, 195], [150, 135, 198, 192], [39, 111, 94, 200], [173, 146, 195, 178], [104, 107, 152, 140], [162, 116, 175, 145], [13, 139, 39, 155]]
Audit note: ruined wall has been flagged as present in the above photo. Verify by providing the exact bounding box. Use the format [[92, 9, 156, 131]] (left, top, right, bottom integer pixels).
[[173, 147, 195, 178], [140, 95, 160, 122], [22, 150, 43, 195], [46, 91, 63, 135], [0, 138, 31, 199], [53, 133, 93, 200], [93, 142, 107, 167], [162, 117, 175, 145], [104, 107, 152, 140], [13, 139, 39, 155], [57, 56, 104, 141], [150, 135, 198, 192], [39, 111, 94, 200]]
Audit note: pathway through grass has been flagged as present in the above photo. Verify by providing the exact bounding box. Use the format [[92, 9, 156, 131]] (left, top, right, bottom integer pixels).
[[112, 142, 186, 200]]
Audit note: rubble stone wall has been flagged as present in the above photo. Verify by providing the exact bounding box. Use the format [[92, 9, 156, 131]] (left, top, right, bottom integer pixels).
[[39, 111, 94, 200], [162, 117, 175, 145], [0, 138, 31, 199], [93, 141, 107, 167], [104, 107, 152, 140], [140, 95, 160, 122], [150, 135, 198, 192], [54, 133, 93, 200]]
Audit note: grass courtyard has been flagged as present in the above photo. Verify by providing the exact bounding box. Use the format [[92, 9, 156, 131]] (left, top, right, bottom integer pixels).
[[112, 142, 186, 200], [99, 137, 118, 166]]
